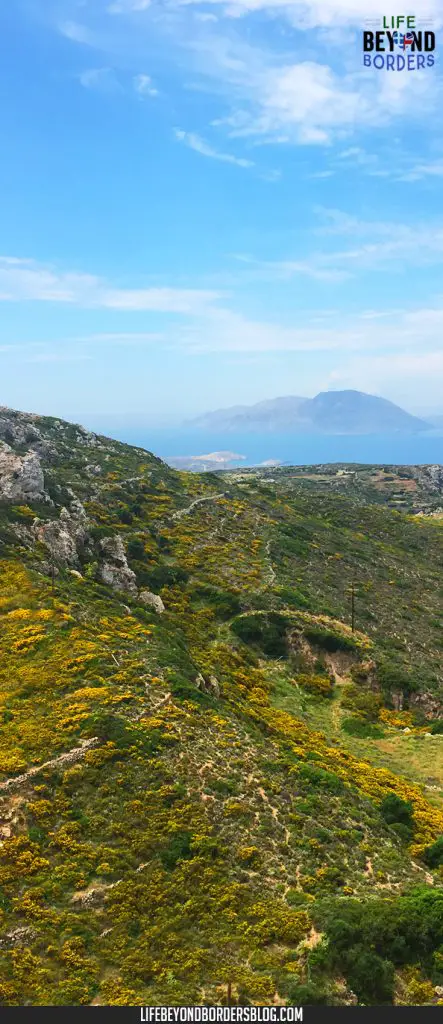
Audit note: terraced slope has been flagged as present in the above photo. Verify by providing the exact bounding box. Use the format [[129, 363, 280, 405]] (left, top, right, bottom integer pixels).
[[0, 407, 442, 1007]]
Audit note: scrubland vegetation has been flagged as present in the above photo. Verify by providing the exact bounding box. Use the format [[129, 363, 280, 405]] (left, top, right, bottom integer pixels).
[[0, 411, 443, 1006]]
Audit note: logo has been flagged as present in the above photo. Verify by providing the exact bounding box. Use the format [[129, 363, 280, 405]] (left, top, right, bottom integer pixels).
[[362, 15, 436, 70]]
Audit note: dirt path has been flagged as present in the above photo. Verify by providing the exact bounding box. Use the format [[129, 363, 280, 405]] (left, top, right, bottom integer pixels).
[[0, 738, 99, 793], [171, 493, 225, 521]]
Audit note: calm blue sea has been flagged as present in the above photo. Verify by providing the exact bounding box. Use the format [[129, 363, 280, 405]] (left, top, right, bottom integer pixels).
[[92, 424, 443, 469]]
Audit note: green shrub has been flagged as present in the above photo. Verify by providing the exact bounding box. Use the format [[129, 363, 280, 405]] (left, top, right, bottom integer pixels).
[[341, 684, 382, 723], [89, 712, 165, 756], [380, 793, 414, 833], [118, 507, 133, 525], [127, 538, 146, 561], [278, 587, 310, 610], [287, 981, 328, 1005], [316, 888, 443, 1004], [346, 949, 394, 1005], [190, 584, 241, 620], [231, 613, 289, 658], [286, 890, 312, 908], [423, 836, 443, 869], [148, 565, 189, 590], [342, 717, 384, 739], [299, 763, 344, 794], [169, 680, 217, 708], [378, 663, 418, 698], [430, 720, 443, 735], [297, 674, 334, 698], [160, 831, 193, 871], [304, 627, 357, 654]]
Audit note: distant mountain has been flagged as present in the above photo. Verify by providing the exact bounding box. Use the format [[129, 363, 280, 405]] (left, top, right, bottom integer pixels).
[[188, 396, 307, 432], [188, 390, 430, 435], [426, 415, 443, 429]]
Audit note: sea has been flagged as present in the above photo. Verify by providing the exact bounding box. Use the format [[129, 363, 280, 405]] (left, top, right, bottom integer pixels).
[[86, 423, 443, 470]]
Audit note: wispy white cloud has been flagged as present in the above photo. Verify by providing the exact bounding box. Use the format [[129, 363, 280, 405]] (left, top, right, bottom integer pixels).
[[26, 352, 92, 364], [72, 332, 164, 345], [79, 67, 122, 93], [225, 58, 438, 145], [133, 73, 158, 96], [174, 128, 254, 166], [0, 257, 220, 313], [398, 159, 443, 182], [326, 349, 443, 406], [56, 0, 441, 153], [232, 252, 349, 282], [108, 0, 152, 11], [177, 302, 443, 361], [167, 0, 441, 30], [59, 21, 93, 44], [248, 208, 443, 278]]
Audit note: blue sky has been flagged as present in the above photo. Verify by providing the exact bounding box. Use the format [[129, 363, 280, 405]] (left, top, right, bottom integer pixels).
[[1, 0, 443, 423]]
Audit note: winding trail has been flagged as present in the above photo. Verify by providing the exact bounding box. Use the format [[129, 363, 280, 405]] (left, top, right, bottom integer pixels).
[[170, 493, 225, 521], [0, 738, 99, 794]]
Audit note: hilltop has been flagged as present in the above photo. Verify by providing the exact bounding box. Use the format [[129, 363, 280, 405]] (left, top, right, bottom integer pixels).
[[0, 406, 443, 1007], [188, 390, 430, 435]]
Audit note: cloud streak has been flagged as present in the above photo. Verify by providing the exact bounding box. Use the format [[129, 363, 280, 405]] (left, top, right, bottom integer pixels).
[[174, 129, 254, 166], [0, 257, 221, 313]]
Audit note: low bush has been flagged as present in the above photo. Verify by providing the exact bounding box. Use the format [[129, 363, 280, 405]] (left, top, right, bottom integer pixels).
[[380, 793, 414, 834], [299, 763, 344, 794], [423, 836, 443, 869], [160, 831, 193, 871], [304, 627, 357, 654], [297, 674, 334, 698], [342, 717, 384, 739], [316, 888, 443, 1004], [341, 684, 382, 723], [231, 613, 289, 658]]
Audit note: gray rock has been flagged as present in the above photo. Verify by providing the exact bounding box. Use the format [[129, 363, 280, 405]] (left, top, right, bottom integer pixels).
[[195, 673, 221, 697], [32, 501, 90, 567], [0, 927, 36, 949], [0, 444, 45, 502], [0, 411, 41, 447], [98, 535, 137, 595], [410, 691, 442, 719], [139, 590, 165, 614], [34, 517, 79, 564], [208, 675, 221, 697]]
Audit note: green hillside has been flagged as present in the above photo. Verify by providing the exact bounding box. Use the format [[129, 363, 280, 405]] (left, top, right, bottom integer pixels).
[[0, 408, 442, 1007]]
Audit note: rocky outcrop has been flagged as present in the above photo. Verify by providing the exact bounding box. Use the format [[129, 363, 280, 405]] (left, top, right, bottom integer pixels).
[[0, 410, 41, 447], [32, 498, 90, 567], [0, 444, 45, 502], [195, 673, 221, 698], [98, 535, 137, 595], [0, 927, 36, 950], [409, 691, 442, 719], [417, 465, 443, 494], [139, 590, 165, 614]]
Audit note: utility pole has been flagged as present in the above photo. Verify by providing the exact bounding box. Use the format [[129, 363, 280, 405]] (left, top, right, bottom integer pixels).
[[351, 581, 355, 633]]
